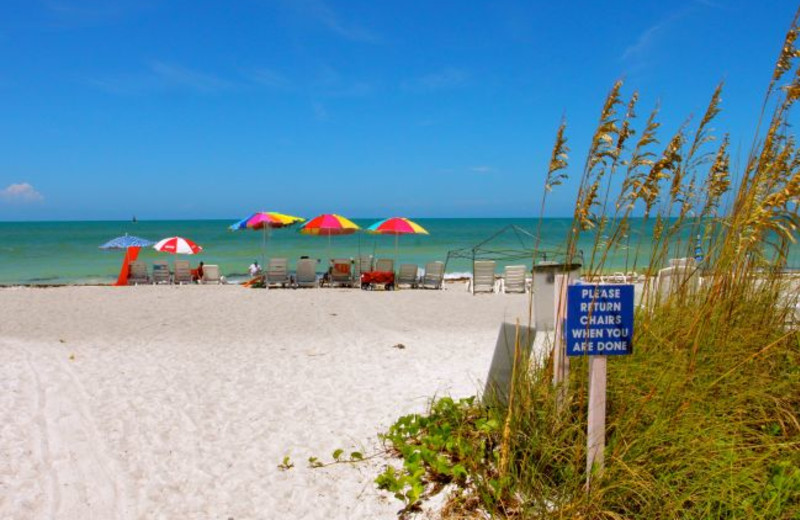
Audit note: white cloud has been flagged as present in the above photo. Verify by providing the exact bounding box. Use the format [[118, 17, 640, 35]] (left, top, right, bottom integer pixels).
[[1, 183, 44, 203], [287, 0, 379, 43], [470, 166, 495, 174], [621, 7, 694, 62], [621, 23, 664, 61], [86, 61, 233, 95], [149, 61, 233, 93], [312, 65, 373, 97], [402, 67, 469, 93], [312, 101, 329, 121], [247, 67, 292, 90]]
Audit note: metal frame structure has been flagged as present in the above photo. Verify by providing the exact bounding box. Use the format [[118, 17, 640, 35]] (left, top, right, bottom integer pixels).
[[444, 224, 582, 273]]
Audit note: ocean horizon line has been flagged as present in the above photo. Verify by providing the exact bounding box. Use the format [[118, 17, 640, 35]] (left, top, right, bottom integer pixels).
[[0, 215, 653, 224]]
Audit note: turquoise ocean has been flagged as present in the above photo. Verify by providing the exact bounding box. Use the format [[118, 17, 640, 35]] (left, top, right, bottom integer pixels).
[[0, 218, 798, 285]]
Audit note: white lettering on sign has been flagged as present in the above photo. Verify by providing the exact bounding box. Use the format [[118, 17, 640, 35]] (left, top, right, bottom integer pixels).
[[580, 287, 621, 299], [596, 341, 628, 351], [567, 284, 634, 357], [579, 314, 622, 326], [579, 301, 622, 313]]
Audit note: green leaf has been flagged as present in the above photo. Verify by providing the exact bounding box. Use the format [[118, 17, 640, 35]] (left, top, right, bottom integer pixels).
[[452, 464, 468, 480], [350, 451, 364, 461], [332, 449, 344, 460], [278, 456, 294, 470]]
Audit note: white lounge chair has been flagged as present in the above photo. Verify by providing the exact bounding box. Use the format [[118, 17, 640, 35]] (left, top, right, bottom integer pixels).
[[375, 258, 394, 273], [329, 259, 355, 287], [470, 260, 497, 294], [266, 258, 290, 287], [669, 257, 697, 268], [128, 260, 150, 285], [354, 255, 373, 281], [295, 258, 318, 288], [421, 261, 445, 290], [152, 260, 171, 284], [502, 265, 527, 293], [397, 264, 419, 288], [201, 264, 222, 284], [173, 259, 193, 285], [600, 272, 627, 284], [654, 264, 699, 304]]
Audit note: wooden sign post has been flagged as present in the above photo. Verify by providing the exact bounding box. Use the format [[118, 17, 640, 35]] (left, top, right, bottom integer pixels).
[[565, 283, 634, 490], [586, 355, 607, 484]]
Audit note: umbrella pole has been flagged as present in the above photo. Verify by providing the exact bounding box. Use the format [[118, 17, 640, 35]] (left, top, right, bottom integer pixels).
[[394, 234, 399, 272], [262, 226, 267, 270], [268, 225, 269, 290], [326, 232, 332, 284]]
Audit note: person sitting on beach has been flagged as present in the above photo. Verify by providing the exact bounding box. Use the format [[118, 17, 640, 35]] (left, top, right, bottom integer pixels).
[[249, 261, 261, 277], [193, 261, 204, 282]]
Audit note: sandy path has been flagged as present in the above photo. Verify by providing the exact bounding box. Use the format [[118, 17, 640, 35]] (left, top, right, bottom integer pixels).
[[0, 286, 529, 519]]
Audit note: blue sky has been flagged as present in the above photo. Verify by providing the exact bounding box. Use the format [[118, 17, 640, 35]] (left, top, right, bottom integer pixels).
[[0, 0, 796, 220]]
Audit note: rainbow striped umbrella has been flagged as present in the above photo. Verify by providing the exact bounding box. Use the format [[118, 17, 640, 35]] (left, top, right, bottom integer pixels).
[[300, 213, 360, 236], [300, 214, 361, 261], [230, 212, 305, 271], [229, 212, 305, 230], [367, 217, 429, 236], [367, 217, 429, 267]]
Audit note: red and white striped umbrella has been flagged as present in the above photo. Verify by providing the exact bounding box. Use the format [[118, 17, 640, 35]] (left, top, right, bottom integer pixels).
[[153, 236, 203, 255]]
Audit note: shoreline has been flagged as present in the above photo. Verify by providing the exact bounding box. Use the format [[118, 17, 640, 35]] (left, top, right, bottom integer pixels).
[[6, 267, 800, 288]]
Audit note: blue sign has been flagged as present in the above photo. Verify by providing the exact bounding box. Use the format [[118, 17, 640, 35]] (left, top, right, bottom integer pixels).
[[566, 284, 634, 356]]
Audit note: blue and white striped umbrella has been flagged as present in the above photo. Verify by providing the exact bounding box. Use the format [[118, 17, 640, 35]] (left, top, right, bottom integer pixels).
[[99, 234, 155, 249]]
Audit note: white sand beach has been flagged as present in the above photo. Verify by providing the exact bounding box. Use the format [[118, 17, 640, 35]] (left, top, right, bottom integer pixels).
[[0, 285, 529, 519]]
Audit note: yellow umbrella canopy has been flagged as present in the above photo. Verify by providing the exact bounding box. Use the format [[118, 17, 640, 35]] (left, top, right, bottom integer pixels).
[[299, 213, 360, 235], [230, 211, 306, 269], [300, 213, 361, 261], [367, 217, 429, 265]]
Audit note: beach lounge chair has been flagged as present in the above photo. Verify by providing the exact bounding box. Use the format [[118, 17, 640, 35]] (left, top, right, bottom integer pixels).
[[329, 259, 355, 287], [295, 258, 318, 288], [397, 264, 419, 288], [354, 255, 373, 281], [358, 255, 373, 274], [421, 261, 445, 290], [669, 257, 697, 268], [266, 258, 291, 288], [654, 264, 699, 304], [152, 260, 171, 284], [201, 264, 222, 284], [173, 259, 193, 285], [375, 258, 394, 273], [128, 260, 150, 285], [600, 272, 628, 284], [470, 260, 497, 294], [502, 265, 527, 293]]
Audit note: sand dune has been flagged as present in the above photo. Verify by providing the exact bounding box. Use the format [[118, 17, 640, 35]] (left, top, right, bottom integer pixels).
[[0, 286, 529, 519]]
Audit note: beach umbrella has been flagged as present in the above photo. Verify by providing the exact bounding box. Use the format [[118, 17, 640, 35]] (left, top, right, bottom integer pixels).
[[229, 211, 305, 231], [367, 217, 429, 266], [99, 233, 155, 286], [99, 234, 155, 249], [694, 234, 704, 264], [300, 213, 360, 236], [229, 211, 305, 269], [300, 213, 360, 260], [153, 236, 203, 255]]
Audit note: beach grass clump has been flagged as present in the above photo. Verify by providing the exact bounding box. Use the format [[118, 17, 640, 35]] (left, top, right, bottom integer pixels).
[[378, 304, 799, 518], [377, 9, 800, 519]]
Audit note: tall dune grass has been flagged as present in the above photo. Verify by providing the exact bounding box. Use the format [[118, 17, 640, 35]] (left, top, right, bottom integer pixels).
[[376, 9, 800, 519]]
